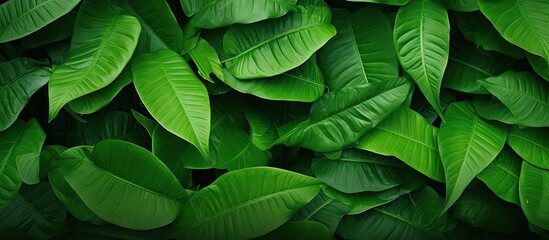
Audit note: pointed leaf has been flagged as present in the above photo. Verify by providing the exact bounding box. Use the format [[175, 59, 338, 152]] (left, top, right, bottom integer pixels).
[[173, 167, 322, 240], [132, 49, 210, 159], [507, 126, 549, 170], [394, 0, 450, 116], [223, 5, 336, 79], [519, 161, 549, 230], [58, 140, 187, 230], [0, 58, 49, 131], [477, 146, 521, 205], [0, 0, 80, 42], [48, 0, 141, 121], [357, 106, 444, 182], [190, 38, 224, 83], [318, 6, 398, 91], [131, 109, 157, 137], [438, 101, 507, 211]]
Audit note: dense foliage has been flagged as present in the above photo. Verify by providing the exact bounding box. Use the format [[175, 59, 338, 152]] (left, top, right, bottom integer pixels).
[[0, 0, 548, 239]]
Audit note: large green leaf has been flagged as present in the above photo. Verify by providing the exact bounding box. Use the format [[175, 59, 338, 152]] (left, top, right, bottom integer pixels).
[[452, 185, 526, 233], [0, 119, 45, 212], [277, 77, 411, 152], [292, 191, 350, 234], [17, 7, 77, 50], [528, 53, 549, 81], [0, 182, 66, 239], [258, 221, 332, 240], [113, 0, 183, 53], [58, 140, 187, 230], [317, 6, 398, 91], [222, 5, 335, 79], [0, 0, 80, 42], [215, 127, 271, 171], [182, 0, 297, 29], [312, 149, 415, 193], [67, 68, 133, 115], [173, 167, 322, 240], [48, 0, 141, 121], [223, 55, 324, 102], [519, 161, 549, 230], [49, 146, 95, 221], [477, 146, 521, 205], [442, 42, 511, 94], [0, 58, 49, 131], [438, 101, 507, 211], [394, 0, 450, 117], [357, 106, 444, 182], [132, 49, 210, 159], [337, 186, 447, 240], [478, 0, 549, 65], [507, 126, 549, 170], [456, 11, 525, 59], [479, 71, 549, 127]]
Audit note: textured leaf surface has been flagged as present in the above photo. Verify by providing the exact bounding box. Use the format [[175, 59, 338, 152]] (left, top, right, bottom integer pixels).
[[190, 38, 224, 83], [507, 126, 549, 170], [0, 0, 80, 42], [0, 58, 49, 131], [223, 6, 335, 79], [292, 191, 350, 234], [357, 106, 444, 182], [477, 146, 521, 205], [59, 140, 187, 230], [215, 127, 271, 171], [173, 167, 322, 240], [132, 49, 210, 159], [318, 6, 398, 91], [394, 0, 450, 116], [438, 101, 507, 211], [48, 0, 141, 121], [519, 161, 549, 230]]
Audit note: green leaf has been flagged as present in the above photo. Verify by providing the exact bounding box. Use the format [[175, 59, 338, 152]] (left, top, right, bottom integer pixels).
[[456, 11, 525, 59], [528, 53, 549, 81], [292, 191, 350, 234], [222, 5, 336, 79], [16, 153, 41, 185], [182, 0, 298, 28], [478, 0, 549, 64], [258, 221, 332, 240], [58, 140, 187, 230], [394, 0, 450, 117], [442, 42, 512, 94], [312, 149, 415, 193], [0, 58, 49, 131], [152, 125, 211, 170], [357, 106, 444, 182], [190, 38, 224, 83], [519, 161, 549, 231], [323, 175, 424, 215], [477, 146, 521, 205], [17, 7, 77, 50], [0, 182, 66, 239], [452, 185, 526, 233], [48, 0, 141, 121], [318, 6, 398, 91], [173, 167, 322, 240], [67, 68, 133, 115], [39, 145, 67, 179], [131, 109, 157, 137], [441, 0, 478, 12], [438, 101, 507, 211], [215, 127, 271, 171], [114, 0, 184, 53], [132, 49, 210, 159], [337, 186, 447, 240], [49, 146, 96, 221], [246, 108, 281, 151], [479, 71, 549, 127], [278, 77, 411, 152], [0, 0, 80, 42], [507, 126, 549, 170], [222, 55, 325, 102], [0, 119, 45, 212], [344, 0, 410, 6]]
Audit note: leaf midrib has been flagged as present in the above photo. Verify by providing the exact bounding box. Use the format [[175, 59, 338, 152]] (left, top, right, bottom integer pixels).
[[375, 126, 438, 152], [513, 0, 549, 59], [121, 2, 170, 50], [346, 13, 369, 83], [373, 208, 436, 235], [1, 0, 56, 32]]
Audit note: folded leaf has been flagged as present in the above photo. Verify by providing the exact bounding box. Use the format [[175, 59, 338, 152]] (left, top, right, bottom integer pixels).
[[223, 5, 335, 79], [0, 58, 49, 131], [0, 0, 80, 42], [173, 167, 322, 239], [132, 49, 210, 159], [438, 101, 507, 211], [394, 0, 450, 117], [318, 6, 398, 91], [357, 106, 444, 182], [519, 161, 549, 230], [48, 0, 141, 121], [507, 126, 549, 170]]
